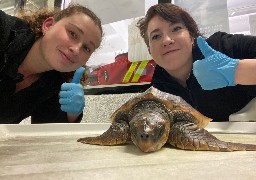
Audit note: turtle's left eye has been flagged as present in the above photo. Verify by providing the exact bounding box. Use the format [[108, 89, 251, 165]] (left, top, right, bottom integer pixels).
[[157, 122, 163, 128], [158, 127, 165, 137]]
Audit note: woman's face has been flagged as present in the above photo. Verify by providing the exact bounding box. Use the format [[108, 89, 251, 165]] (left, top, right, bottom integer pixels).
[[40, 13, 102, 72], [147, 15, 194, 74]]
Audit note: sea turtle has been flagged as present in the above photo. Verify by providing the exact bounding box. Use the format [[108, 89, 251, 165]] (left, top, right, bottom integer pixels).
[[78, 87, 256, 152]]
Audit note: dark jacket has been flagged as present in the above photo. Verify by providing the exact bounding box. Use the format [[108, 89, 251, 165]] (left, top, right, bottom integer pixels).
[[0, 10, 82, 123], [152, 32, 256, 121]]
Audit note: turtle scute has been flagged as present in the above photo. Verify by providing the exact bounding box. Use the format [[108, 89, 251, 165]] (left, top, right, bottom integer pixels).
[[78, 87, 256, 152]]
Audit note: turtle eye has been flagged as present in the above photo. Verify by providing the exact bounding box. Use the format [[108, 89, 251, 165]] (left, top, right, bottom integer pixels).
[[157, 122, 163, 128], [158, 127, 164, 137], [156, 123, 165, 137]]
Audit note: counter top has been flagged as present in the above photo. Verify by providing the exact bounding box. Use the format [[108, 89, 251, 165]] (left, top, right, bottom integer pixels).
[[0, 122, 256, 180]]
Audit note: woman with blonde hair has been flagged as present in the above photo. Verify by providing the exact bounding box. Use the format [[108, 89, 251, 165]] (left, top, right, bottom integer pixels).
[[0, 4, 103, 123]]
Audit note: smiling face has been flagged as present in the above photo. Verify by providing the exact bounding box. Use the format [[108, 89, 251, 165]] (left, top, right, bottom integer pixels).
[[39, 13, 102, 72], [147, 15, 194, 76]]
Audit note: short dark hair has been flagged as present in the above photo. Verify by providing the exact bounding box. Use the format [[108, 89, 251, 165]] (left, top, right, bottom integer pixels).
[[137, 3, 201, 47]]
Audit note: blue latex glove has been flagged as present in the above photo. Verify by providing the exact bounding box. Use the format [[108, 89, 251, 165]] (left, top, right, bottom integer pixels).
[[59, 67, 85, 114], [193, 36, 239, 90]]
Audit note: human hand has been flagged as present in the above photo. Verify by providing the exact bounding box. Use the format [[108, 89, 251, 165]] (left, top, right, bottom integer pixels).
[[59, 67, 85, 114], [193, 36, 239, 90]]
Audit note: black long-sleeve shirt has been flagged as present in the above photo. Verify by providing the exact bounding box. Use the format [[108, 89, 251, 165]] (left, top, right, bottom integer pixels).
[[152, 32, 256, 121], [0, 10, 82, 123]]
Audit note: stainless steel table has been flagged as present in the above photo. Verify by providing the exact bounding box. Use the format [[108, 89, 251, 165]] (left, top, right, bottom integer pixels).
[[0, 122, 256, 180]]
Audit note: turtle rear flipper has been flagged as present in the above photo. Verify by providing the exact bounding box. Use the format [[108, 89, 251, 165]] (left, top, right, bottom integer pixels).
[[77, 122, 130, 145], [169, 121, 256, 151]]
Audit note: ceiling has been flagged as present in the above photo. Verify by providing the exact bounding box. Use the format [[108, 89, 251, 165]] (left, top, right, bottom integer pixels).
[[73, 0, 145, 24], [0, 0, 145, 24]]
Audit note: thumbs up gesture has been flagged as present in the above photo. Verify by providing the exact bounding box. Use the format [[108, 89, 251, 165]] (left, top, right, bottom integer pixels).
[[59, 67, 85, 114], [193, 36, 239, 90]]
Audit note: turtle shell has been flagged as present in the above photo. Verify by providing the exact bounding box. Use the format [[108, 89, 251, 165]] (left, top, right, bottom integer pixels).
[[110, 86, 212, 128]]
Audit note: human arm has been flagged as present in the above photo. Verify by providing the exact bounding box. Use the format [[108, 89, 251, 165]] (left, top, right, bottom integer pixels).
[[0, 10, 9, 49], [66, 113, 82, 123], [59, 67, 85, 123], [0, 10, 12, 64], [31, 95, 83, 124], [193, 36, 256, 90], [31, 68, 84, 124], [235, 59, 256, 85]]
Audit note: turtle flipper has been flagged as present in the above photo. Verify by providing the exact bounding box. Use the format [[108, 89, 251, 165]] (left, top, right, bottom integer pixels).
[[169, 121, 256, 151], [77, 121, 130, 145]]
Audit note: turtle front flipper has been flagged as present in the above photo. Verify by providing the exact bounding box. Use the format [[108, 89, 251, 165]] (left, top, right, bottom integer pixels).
[[169, 122, 256, 151], [77, 121, 130, 145]]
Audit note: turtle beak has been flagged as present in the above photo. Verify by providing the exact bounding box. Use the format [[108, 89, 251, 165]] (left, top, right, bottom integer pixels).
[[132, 129, 167, 153], [136, 136, 163, 152], [129, 111, 170, 153], [138, 140, 157, 153]]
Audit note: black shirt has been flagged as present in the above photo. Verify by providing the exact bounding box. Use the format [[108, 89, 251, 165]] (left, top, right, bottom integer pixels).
[[152, 32, 256, 121]]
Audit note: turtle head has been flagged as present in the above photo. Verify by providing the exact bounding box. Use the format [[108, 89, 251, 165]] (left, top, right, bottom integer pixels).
[[129, 110, 170, 152]]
